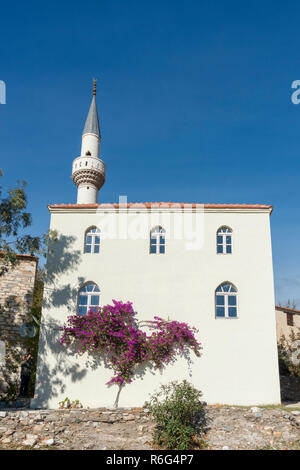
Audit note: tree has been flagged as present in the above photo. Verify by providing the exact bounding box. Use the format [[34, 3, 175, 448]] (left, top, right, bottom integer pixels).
[[0, 170, 56, 275], [27, 268, 45, 396], [60, 300, 202, 408]]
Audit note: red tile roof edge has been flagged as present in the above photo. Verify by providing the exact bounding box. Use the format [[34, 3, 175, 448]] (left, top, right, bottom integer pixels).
[[0, 252, 39, 263], [275, 305, 300, 315], [48, 202, 273, 211]]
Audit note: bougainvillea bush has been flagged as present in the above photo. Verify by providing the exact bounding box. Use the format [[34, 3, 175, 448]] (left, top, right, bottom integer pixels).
[[60, 300, 201, 407]]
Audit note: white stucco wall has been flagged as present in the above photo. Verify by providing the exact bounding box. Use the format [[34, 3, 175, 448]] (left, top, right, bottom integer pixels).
[[81, 133, 100, 158], [33, 205, 280, 408]]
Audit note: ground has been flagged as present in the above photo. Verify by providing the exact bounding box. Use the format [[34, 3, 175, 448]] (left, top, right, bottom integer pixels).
[[0, 404, 299, 450]]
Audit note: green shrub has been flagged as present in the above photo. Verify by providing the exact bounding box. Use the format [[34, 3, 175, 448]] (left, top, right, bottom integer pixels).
[[278, 329, 300, 378], [145, 380, 206, 450]]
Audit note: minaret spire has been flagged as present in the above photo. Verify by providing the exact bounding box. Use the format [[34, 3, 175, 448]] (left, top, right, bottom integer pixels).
[[82, 79, 100, 139], [71, 81, 106, 204]]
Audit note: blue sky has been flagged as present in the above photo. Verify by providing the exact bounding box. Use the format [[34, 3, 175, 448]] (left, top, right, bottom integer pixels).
[[0, 0, 300, 306]]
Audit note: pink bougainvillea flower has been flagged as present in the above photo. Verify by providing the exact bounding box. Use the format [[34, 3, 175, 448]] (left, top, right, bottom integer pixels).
[[60, 300, 201, 387]]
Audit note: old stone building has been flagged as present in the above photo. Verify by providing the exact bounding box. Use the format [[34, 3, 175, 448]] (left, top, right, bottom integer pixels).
[[275, 305, 300, 341], [0, 254, 38, 399]]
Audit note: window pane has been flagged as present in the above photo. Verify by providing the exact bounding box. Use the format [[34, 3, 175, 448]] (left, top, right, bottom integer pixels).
[[159, 236, 165, 244], [217, 245, 223, 253], [228, 296, 236, 306], [94, 245, 100, 253], [95, 236, 100, 244], [228, 307, 237, 317], [150, 238, 156, 245], [79, 295, 87, 305], [85, 245, 91, 253], [86, 284, 94, 292], [216, 307, 225, 317], [160, 245, 165, 254], [90, 295, 100, 306], [86, 236, 92, 244], [150, 245, 156, 254], [226, 236, 231, 244], [217, 236, 223, 244], [222, 283, 231, 292], [226, 245, 232, 254], [216, 295, 225, 306], [78, 306, 87, 316], [93, 285, 100, 292]]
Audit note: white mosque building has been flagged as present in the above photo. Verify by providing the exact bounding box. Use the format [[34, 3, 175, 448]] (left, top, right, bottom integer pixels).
[[33, 82, 281, 409]]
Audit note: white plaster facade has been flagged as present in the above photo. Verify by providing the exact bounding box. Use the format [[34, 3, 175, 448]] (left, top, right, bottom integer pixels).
[[33, 203, 281, 408]]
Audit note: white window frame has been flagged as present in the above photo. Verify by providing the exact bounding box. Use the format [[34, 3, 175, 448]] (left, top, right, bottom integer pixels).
[[215, 283, 238, 318], [150, 226, 166, 254], [84, 227, 101, 254], [217, 227, 232, 254], [77, 283, 100, 316]]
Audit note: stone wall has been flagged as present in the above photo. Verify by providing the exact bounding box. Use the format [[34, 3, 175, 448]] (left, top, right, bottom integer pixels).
[[280, 376, 300, 402], [275, 307, 300, 341], [0, 255, 38, 399], [0, 406, 299, 450]]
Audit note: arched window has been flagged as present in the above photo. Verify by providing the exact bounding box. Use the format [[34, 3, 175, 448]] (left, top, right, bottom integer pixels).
[[217, 227, 232, 254], [77, 283, 100, 315], [215, 282, 238, 318], [84, 227, 100, 253], [150, 226, 165, 254]]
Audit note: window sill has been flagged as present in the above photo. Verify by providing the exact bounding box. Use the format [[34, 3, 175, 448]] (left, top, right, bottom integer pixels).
[[216, 253, 233, 255], [215, 316, 239, 319]]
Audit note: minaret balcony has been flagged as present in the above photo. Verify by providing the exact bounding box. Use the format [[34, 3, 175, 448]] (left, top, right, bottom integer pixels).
[[72, 156, 106, 190], [72, 155, 106, 174]]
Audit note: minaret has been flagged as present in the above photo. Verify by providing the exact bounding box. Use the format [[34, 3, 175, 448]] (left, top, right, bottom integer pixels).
[[72, 80, 106, 204]]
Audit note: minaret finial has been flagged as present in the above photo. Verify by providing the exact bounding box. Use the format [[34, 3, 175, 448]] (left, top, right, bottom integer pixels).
[[82, 81, 100, 138], [93, 78, 97, 96]]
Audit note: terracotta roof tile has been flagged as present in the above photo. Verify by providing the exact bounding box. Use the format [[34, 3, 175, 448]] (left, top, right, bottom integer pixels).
[[275, 305, 300, 315], [0, 251, 38, 262], [48, 202, 273, 211]]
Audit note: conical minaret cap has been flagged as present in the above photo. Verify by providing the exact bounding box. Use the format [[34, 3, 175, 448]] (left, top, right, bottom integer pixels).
[[82, 81, 101, 138]]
